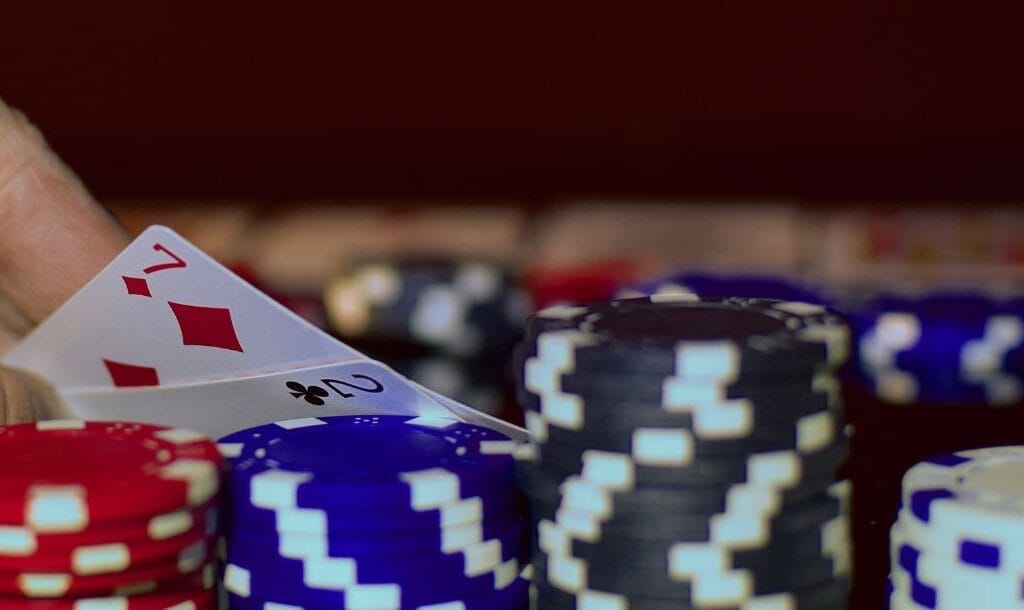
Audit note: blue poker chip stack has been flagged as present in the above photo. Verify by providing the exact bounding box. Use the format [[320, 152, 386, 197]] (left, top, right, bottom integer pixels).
[[217, 415, 530, 609], [513, 296, 853, 609], [889, 446, 1024, 610], [849, 292, 1024, 406]]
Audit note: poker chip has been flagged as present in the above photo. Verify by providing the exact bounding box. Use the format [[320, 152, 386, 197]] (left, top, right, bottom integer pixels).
[[0, 421, 221, 529], [1, 503, 218, 558], [221, 415, 516, 507], [533, 439, 850, 489], [0, 543, 210, 597], [850, 292, 1024, 406], [0, 421, 221, 605], [533, 408, 846, 457], [515, 296, 852, 608], [0, 572, 216, 610], [521, 296, 849, 374], [227, 573, 531, 610], [518, 464, 837, 517], [617, 271, 829, 305], [889, 445, 1024, 610], [533, 550, 843, 601], [219, 415, 529, 609], [323, 257, 531, 357], [530, 576, 851, 610], [0, 520, 211, 573]]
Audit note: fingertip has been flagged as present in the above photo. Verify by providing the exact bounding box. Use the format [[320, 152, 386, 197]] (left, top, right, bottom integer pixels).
[[0, 367, 36, 424]]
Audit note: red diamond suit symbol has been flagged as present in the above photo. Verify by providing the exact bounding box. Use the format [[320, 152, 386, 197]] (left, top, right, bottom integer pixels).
[[168, 302, 244, 352], [122, 276, 152, 297], [103, 359, 160, 387]]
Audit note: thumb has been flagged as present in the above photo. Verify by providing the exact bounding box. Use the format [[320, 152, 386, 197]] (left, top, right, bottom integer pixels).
[[0, 98, 129, 326], [0, 366, 57, 425]]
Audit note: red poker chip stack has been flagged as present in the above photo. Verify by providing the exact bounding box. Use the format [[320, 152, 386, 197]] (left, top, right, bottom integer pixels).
[[0, 421, 223, 608]]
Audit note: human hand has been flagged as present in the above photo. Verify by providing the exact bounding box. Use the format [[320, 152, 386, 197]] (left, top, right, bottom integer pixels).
[[0, 98, 130, 423]]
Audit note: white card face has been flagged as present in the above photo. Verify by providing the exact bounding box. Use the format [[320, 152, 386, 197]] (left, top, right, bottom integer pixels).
[[57, 358, 457, 440], [3, 226, 362, 392]]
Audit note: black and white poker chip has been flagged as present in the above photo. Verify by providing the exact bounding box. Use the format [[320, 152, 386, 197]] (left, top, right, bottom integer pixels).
[[517, 463, 840, 518], [529, 409, 846, 457], [522, 296, 849, 374], [530, 572, 851, 610], [532, 439, 850, 489], [529, 490, 845, 543], [533, 550, 842, 600]]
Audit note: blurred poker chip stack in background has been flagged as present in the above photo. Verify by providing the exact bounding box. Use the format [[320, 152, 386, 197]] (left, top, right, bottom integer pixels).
[[842, 291, 1024, 610], [323, 256, 533, 421], [513, 295, 853, 609]]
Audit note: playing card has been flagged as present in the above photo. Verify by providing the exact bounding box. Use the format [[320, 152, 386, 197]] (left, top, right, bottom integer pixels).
[[3, 226, 364, 392], [56, 358, 460, 439], [6, 225, 527, 441]]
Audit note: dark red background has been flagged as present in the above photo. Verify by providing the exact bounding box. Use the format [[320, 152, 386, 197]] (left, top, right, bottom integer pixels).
[[2, 3, 1022, 200]]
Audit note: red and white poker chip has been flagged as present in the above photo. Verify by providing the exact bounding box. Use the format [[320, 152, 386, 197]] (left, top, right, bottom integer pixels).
[[0, 525, 213, 575], [0, 566, 216, 609], [1, 503, 218, 562], [0, 542, 212, 598], [0, 421, 222, 531]]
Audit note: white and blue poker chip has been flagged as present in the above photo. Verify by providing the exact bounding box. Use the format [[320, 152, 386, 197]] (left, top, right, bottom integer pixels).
[[901, 446, 1024, 552], [891, 445, 1024, 610], [220, 415, 516, 508]]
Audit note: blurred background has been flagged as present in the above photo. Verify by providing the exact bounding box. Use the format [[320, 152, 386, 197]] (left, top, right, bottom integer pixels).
[[4, 4, 1023, 299], [5, 6, 1024, 608]]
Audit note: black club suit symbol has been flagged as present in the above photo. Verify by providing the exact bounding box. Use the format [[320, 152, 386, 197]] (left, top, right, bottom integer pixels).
[[286, 381, 329, 406]]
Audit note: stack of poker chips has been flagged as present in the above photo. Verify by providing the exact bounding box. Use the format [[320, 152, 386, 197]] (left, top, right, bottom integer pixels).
[[323, 257, 530, 418], [0, 420, 221, 607], [323, 257, 531, 359], [889, 446, 1024, 610], [850, 293, 1024, 406], [219, 415, 530, 609], [513, 296, 853, 609]]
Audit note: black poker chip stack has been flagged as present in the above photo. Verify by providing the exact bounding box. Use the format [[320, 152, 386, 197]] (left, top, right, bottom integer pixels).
[[323, 256, 532, 418], [513, 296, 853, 610], [324, 256, 531, 358]]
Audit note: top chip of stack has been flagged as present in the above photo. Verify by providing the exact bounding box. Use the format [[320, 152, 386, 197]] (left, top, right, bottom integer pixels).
[[618, 271, 827, 305], [0, 420, 221, 606], [513, 295, 852, 609], [889, 446, 1024, 610], [218, 415, 530, 609], [323, 257, 531, 358], [849, 292, 1024, 406]]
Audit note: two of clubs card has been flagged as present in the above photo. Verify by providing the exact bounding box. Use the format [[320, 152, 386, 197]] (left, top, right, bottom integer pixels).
[[2, 226, 525, 440]]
